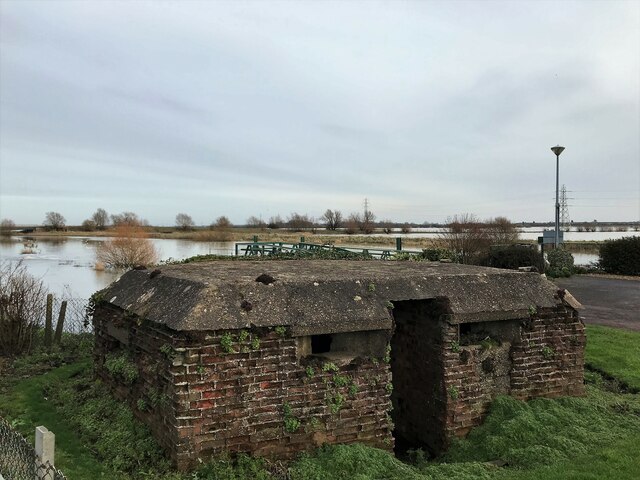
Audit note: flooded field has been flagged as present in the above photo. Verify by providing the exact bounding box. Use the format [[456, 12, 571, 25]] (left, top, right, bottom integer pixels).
[[1, 227, 634, 302], [0, 236, 235, 300]]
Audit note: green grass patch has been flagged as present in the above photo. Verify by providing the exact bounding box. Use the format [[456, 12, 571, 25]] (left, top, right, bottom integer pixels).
[[585, 325, 640, 391], [0, 361, 111, 479], [1, 325, 639, 479]]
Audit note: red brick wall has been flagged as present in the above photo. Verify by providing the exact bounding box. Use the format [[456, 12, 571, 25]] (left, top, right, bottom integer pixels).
[[94, 302, 584, 468], [94, 305, 393, 470], [442, 305, 585, 440]]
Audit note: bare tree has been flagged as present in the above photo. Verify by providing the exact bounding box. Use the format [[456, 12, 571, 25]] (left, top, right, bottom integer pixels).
[[246, 216, 266, 230], [287, 213, 314, 231], [401, 223, 412, 234], [380, 219, 394, 234], [0, 219, 15, 236], [97, 224, 159, 268], [213, 216, 233, 229], [440, 213, 491, 264], [267, 215, 283, 229], [81, 219, 97, 231], [175, 213, 195, 231], [201, 216, 234, 241], [91, 208, 109, 230], [0, 261, 48, 355], [321, 209, 343, 230], [360, 208, 376, 234], [345, 213, 361, 235], [111, 211, 141, 227], [43, 211, 66, 231], [486, 216, 519, 244]]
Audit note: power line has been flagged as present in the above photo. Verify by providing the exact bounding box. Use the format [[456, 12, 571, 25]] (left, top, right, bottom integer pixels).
[[560, 185, 570, 230]]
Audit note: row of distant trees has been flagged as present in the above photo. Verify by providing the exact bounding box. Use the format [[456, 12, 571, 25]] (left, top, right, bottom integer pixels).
[[245, 209, 405, 234], [0, 209, 515, 246], [0, 210, 152, 233]]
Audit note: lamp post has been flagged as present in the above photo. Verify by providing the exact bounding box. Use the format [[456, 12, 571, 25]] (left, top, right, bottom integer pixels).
[[551, 145, 565, 248]]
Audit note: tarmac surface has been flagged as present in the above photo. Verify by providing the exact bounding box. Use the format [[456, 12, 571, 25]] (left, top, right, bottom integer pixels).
[[553, 275, 640, 331]]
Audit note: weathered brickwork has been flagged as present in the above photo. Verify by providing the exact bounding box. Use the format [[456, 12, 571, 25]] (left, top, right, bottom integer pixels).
[[94, 305, 393, 470], [442, 305, 585, 441], [93, 260, 586, 469]]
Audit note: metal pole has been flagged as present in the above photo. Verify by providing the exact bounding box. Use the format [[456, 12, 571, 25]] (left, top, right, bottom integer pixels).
[[555, 153, 560, 248]]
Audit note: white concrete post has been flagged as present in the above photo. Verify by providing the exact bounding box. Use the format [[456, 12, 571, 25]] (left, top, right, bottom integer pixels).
[[35, 426, 55, 479]]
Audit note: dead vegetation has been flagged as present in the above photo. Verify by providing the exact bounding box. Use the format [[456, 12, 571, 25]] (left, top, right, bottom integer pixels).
[[96, 224, 159, 268]]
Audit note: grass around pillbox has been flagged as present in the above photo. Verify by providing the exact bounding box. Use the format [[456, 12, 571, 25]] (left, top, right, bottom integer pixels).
[[585, 325, 640, 391], [1, 325, 639, 479]]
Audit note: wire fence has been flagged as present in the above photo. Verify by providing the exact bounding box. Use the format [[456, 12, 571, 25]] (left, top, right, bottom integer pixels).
[[50, 295, 92, 334], [0, 417, 67, 480]]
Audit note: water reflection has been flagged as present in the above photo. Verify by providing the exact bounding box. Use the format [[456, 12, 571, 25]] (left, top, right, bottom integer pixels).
[[0, 231, 620, 302], [0, 236, 236, 301]]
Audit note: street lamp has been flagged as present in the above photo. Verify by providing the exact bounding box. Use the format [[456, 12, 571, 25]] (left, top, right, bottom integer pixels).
[[551, 145, 565, 248]]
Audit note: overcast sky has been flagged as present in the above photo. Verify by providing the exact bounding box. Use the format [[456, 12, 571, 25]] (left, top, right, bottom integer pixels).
[[1, 0, 638, 226]]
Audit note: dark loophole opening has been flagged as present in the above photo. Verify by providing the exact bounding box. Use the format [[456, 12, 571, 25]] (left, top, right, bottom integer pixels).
[[311, 334, 333, 354]]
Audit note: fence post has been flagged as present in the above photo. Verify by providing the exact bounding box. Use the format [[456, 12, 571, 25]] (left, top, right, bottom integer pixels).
[[35, 426, 55, 479], [53, 301, 67, 344], [396, 237, 402, 251], [44, 295, 53, 348]]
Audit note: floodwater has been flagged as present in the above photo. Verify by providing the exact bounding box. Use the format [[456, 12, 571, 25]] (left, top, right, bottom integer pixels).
[[1, 227, 634, 301], [0, 236, 235, 300], [373, 226, 639, 242]]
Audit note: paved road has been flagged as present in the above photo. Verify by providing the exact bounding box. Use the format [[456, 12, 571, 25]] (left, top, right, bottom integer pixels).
[[553, 275, 640, 331]]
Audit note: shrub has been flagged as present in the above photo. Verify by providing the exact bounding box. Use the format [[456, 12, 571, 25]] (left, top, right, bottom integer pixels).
[[484, 244, 544, 271], [546, 248, 574, 277], [598, 236, 640, 276], [96, 224, 159, 268], [0, 218, 15, 236], [81, 219, 97, 231], [419, 248, 460, 262], [0, 261, 48, 355]]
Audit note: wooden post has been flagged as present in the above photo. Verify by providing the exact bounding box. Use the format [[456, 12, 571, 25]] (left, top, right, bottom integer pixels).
[[44, 294, 53, 348], [396, 237, 402, 251], [35, 425, 55, 479], [53, 301, 67, 344]]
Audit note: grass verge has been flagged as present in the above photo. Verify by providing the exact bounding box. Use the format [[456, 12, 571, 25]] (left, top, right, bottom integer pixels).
[[585, 325, 640, 391], [1, 326, 639, 479]]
